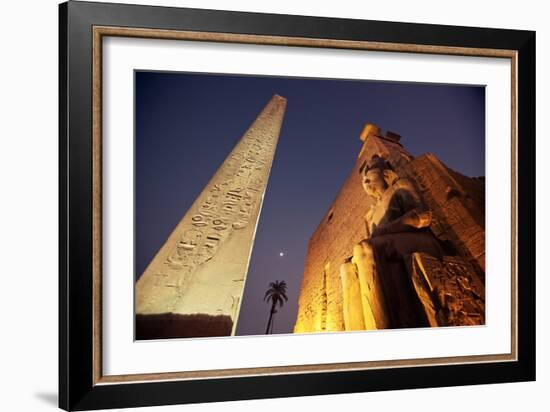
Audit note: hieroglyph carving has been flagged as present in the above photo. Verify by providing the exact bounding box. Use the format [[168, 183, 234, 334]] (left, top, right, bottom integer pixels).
[[135, 95, 287, 334], [410, 252, 485, 326]]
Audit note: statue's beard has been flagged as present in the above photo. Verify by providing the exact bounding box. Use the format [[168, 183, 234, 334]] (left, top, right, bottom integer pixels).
[[364, 186, 382, 201]]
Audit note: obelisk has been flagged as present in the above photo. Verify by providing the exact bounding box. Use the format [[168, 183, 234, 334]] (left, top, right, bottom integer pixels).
[[136, 95, 287, 339]]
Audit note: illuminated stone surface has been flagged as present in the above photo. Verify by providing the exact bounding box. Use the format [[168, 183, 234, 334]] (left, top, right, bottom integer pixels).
[[136, 95, 287, 339], [294, 123, 485, 333], [410, 253, 485, 326]]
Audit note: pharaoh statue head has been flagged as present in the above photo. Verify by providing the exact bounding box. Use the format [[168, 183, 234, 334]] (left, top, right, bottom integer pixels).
[[360, 155, 399, 200]]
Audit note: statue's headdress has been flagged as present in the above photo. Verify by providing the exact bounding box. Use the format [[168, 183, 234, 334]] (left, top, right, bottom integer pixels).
[[359, 155, 400, 187], [359, 155, 394, 175]]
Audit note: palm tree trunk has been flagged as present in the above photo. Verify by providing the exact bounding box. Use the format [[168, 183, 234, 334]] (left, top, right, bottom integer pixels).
[[265, 302, 276, 334]]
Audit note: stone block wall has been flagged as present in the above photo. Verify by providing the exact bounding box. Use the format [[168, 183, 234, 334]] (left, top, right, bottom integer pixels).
[[294, 125, 413, 333], [294, 124, 485, 333]]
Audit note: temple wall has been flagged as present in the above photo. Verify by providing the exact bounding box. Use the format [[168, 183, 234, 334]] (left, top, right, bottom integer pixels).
[[294, 126, 413, 333], [294, 155, 373, 332], [405, 153, 485, 274], [294, 124, 485, 333]]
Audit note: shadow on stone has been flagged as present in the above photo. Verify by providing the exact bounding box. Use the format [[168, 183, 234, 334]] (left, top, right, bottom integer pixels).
[[136, 313, 233, 340]]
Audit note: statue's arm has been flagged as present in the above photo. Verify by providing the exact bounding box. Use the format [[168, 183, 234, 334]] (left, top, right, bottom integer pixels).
[[371, 188, 432, 237], [371, 207, 432, 237]]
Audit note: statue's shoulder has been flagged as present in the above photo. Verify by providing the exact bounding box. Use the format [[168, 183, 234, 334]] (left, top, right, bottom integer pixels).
[[390, 177, 416, 192], [387, 177, 423, 207]]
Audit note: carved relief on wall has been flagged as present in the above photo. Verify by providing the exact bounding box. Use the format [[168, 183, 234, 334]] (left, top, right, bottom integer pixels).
[[409, 252, 485, 327]]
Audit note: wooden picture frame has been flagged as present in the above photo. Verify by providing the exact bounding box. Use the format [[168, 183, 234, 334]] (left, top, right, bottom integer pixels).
[[59, 1, 535, 410]]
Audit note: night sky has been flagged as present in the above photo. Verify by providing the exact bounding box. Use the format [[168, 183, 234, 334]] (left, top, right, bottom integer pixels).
[[135, 71, 485, 336]]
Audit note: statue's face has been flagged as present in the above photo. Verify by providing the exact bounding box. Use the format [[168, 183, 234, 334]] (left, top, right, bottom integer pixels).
[[362, 168, 387, 199]]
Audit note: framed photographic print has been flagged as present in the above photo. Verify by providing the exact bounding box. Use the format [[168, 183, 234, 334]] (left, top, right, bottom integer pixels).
[[59, 1, 536, 410]]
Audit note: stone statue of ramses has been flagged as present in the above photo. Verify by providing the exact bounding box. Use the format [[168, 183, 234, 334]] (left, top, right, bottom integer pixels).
[[340, 154, 475, 330]]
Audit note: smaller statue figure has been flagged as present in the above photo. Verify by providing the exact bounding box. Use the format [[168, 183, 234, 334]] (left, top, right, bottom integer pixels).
[[340, 155, 444, 330]]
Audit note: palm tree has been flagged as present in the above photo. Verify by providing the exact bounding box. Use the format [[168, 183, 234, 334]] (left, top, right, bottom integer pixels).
[[264, 280, 288, 334]]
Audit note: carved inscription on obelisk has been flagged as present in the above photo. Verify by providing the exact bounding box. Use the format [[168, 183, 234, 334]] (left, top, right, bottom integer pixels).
[[135, 95, 287, 339]]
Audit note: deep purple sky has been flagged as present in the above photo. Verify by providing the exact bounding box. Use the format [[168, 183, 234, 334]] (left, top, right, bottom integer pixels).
[[135, 71, 485, 336]]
